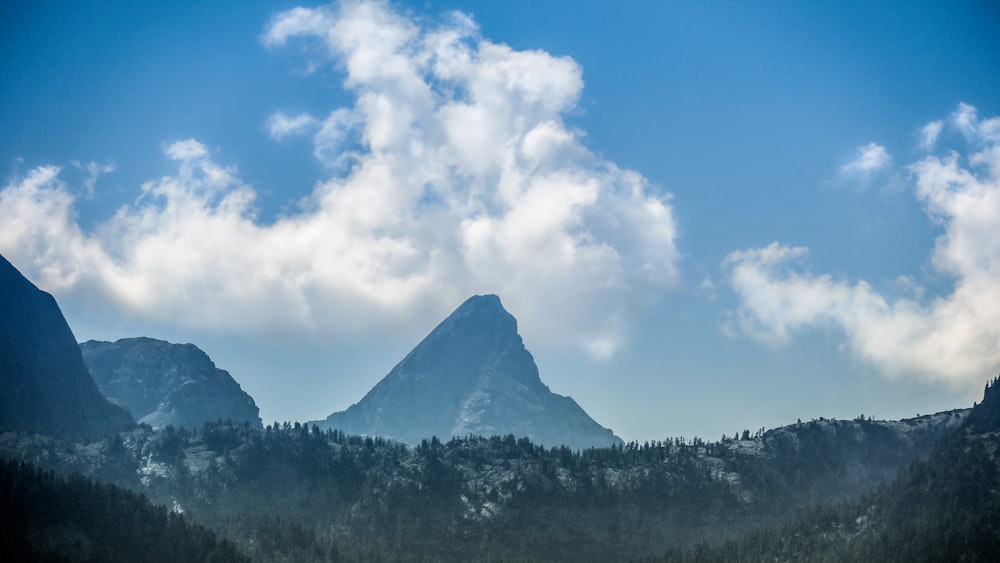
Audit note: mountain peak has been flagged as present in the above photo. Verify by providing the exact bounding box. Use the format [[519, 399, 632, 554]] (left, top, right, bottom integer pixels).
[[0, 254, 133, 439], [428, 294, 515, 340], [81, 337, 262, 430], [316, 295, 622, 450], [456, 293, 505, 313], [460, 293, 503, 308], [406, 294, 519, 370]]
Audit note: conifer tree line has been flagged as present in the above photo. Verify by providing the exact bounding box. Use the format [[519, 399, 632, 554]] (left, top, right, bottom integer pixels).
[[0, 457, 246, 562], [0, 403, 974, 562]]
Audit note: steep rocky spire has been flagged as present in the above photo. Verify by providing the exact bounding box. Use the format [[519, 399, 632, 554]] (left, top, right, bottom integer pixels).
[[317, 294, 622, 450]]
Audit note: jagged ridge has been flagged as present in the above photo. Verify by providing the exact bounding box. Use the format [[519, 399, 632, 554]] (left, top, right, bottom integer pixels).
[[81, 337, 262, 430]]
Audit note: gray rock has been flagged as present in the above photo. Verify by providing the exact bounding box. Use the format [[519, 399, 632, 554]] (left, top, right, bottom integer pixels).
[[81, 337, 261, 430], [0, 254, 133, 440], [315, 294, 623, 450]]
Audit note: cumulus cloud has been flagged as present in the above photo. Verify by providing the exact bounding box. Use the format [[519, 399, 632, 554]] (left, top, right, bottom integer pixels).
[[726, 104, 1000, 392], [0, 0, 680, 357]]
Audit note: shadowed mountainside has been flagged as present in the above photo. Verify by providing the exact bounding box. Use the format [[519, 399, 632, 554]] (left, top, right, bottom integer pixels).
[[0, 254, 132, 440]]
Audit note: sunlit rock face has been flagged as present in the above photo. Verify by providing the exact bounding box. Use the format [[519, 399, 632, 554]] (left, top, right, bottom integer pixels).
[[316, 294, 623, 450], [0, 254, 133, 440], [81, 337, 261, 430]]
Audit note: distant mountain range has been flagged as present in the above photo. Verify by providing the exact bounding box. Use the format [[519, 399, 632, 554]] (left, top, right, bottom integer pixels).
[[315, 294, 623, 450], [0, 250, 620, 449], [0, 254, 132, 439], [3, 252, 999, 560], [81, 337, 262, 430]]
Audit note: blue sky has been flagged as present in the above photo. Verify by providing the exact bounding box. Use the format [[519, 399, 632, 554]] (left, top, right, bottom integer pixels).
[[3, 0, 999, 442]]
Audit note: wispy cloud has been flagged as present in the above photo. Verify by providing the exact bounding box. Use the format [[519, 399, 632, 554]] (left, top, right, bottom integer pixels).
[[266, 112, 319, 140], [840, 142, 891, 175], [70, 160, 115, 197], [919, 120, 943, 152], [0, 1, 680, 358], [725, 104, 1000, 393], [953, 102, 1000, 145]]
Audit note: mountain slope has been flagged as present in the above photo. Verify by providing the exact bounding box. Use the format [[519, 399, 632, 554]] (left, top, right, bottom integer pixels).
[[840, 376, 1000, 561], [0, 254, 132, 440], [81, 337, 262, 430], [649, 378, 1000, 562], [315, 294, 622, 450], [0, 407, 964, 561]]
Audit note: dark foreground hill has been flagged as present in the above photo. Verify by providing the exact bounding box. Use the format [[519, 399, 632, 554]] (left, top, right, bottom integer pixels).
[[0, 254, 132, 440], [0, 457, 247, 562], [81, 337, 262, 430], [316, 294, 622, 450]]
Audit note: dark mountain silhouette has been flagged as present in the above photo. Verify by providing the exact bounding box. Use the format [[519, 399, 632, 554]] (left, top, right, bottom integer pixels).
[[0, 254, 132, 440], [81, 337, 262, 430], [315, 294, 622, 449]]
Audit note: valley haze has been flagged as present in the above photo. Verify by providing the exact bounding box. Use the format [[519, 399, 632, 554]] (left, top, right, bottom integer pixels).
[[1, 0, 999, 444]]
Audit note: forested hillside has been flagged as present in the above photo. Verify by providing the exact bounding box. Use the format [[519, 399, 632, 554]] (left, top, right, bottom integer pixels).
[[647, 378, 1000, 562], [0, 409, 965, 562], [0, 458, 246, 563]]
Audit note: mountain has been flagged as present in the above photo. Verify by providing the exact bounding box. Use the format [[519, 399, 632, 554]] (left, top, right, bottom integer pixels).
[[0, 254, 132, 440], [649, 378, 1000, 562], [81, 337, 262, 430], [315, 294, 622, 450]]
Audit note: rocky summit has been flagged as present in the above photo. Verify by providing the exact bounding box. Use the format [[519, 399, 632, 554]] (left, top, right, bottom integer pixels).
[[81, 337, 261, 430], [0, 254, 133, 439], [315, 294, 622, 450]]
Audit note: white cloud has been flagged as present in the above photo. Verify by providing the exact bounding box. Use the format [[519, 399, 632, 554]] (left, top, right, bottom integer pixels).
[[951, 102, 1000, 145], [164, 138, 209, 161], [919, 120, 943, 152], [311, 108, 363, 167], [70, 160, 115, 196], [267, 112, 319, 140], [0, 0, 680, 358], [840, 142, 891, 175], [261, 6, 335, 50], [726, 104, 1000, 392]]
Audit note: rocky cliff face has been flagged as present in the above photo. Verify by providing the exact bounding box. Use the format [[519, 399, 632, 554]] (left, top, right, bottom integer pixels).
[[81, 337, 261, 430], [0, 254, 133, 440], [316, 294, 622, 450]]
